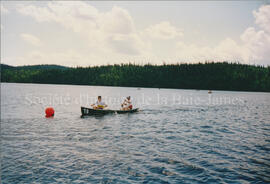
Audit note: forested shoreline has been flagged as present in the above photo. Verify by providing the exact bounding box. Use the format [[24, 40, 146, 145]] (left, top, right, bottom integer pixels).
[[1, 62, 270, 92]]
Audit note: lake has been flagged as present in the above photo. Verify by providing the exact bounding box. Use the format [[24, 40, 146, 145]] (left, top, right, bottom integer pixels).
[[1, 83, 270, 183]]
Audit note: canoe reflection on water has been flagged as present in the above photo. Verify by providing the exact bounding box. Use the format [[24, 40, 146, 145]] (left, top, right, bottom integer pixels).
[[81, 106, 139, 117]]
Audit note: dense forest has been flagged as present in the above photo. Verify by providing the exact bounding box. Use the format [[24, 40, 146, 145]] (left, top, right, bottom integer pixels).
[[1, 62, 270, 92]]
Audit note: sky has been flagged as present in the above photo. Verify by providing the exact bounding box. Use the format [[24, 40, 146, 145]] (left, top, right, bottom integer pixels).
[[1, 1, 270, 66]]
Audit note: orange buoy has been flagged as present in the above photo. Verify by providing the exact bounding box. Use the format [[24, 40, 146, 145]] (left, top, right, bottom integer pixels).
[[45, 107, 54, 118]]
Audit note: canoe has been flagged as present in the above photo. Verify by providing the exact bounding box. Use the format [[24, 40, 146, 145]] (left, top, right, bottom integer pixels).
[[81, 106, 139, 116]]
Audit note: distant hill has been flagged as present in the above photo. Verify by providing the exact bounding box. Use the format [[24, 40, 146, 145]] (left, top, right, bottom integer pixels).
[[1, 64, 69, 70], [1, 64, 15, 70]]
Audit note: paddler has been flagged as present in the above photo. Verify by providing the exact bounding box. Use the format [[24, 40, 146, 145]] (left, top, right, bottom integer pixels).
[[121, 96, 133, 110], [91, 96, 108, 109]]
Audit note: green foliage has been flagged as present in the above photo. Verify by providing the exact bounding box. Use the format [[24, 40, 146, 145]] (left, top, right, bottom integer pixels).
[[1, 62, 270, 92]]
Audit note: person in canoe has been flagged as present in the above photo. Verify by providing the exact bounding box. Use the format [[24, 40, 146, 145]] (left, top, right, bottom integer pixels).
[[91, 96, 108, 109], [121, 96, 133, 110]]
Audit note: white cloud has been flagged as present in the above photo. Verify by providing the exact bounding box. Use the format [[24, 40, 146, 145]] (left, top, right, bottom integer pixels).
[[176, 38, 246, 62], [107, 34, 148, 55], [1, 4, 9, 14], [47, 2, 99, 33], [101, 6, 135, 34], [241, 5, 270, 63], [21, 33, 42, 46], [144, 21, 183, 40], [17, 2, 148, 56], [174, 5, 270, 65], [253, 5, 270, 33], [17, 5, 54, 22]]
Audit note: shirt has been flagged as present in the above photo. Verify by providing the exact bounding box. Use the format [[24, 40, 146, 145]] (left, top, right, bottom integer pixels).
[[123, 99, 132, 108], [95, 101, 106, 106]]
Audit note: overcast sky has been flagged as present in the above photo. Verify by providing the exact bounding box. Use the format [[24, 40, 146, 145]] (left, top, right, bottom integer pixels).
[[1, 1, 269, 66]]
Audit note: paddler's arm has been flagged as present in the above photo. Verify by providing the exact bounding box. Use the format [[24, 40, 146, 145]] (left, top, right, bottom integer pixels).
[[121, 99, 128, 106], [91, 102, 97, 107]]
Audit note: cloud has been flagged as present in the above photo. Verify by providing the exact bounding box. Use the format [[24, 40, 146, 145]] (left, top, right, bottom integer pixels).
[[17, 2, 148, 56], [176, 38, 246, 62], [174, 5, 270, 65], [17, 2, 134, 35], [174, 36, 259, 64], [1, 4, 9, 14], [144, 21, 183, 40], [241, 28, 270, 62], [241, 5, 270, 62], [20, 33, 42, 46], [253, 5, 270, 33], [101, 6, 135, 34], [107, 34, 148, 55], [17, 4, 54, 22]]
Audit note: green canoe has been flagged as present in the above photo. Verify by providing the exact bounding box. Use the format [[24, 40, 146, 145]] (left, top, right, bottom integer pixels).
[[81, 106, 139, 117]]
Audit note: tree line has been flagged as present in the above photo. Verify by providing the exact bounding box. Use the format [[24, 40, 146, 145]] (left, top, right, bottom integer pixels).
[[1, 62, 270, 92]]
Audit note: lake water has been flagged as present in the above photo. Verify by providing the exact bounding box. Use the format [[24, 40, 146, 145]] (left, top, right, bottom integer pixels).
[[1, 83, 270, 183]]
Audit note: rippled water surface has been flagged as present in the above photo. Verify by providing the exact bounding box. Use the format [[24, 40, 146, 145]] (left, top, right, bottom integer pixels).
[[1, 83, 270, 183]]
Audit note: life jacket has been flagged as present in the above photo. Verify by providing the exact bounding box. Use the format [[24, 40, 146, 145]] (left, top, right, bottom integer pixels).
[[97, 105, 104, 109]]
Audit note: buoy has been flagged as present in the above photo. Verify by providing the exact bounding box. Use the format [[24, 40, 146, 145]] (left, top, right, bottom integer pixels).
[[45, 107, 54, 118]]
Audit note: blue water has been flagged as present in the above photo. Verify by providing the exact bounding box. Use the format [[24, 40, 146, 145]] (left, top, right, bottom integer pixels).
[[1, 83, 270, 183]]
